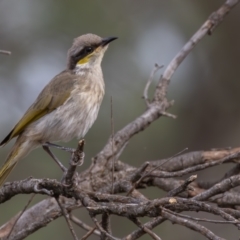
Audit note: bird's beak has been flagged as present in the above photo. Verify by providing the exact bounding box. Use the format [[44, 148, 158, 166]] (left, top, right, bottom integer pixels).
[[101, 37, 118, 47]]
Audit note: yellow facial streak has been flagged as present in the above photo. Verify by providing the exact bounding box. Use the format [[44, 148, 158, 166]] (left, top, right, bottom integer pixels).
[[77, 55, 90, 65], [77, 51, 96, 65]]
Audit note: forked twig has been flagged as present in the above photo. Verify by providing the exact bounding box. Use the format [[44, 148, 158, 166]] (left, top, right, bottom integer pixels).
[[143, 63, 163, 107], [70, 214, 100, 239], [55, 197, 79, 240], [168, 175, 197, 197], [163, 208, 240, 224], [161, 208, 225, 240], [127, 148, 188, 196], [64, 139, 85, 186], [130, 217, 162, 240], [90, 215, 120, 240]]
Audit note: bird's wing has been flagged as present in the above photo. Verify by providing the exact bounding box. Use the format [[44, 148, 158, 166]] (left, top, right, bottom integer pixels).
[[0, 70, 76, 146]]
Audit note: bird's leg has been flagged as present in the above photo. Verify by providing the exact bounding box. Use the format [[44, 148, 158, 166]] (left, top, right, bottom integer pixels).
[[42, 144, 67, 172], [44, 142, 75, 153]]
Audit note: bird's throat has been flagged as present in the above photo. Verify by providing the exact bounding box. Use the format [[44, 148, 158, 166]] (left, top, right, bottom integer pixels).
[[74, 62, 90, 76]]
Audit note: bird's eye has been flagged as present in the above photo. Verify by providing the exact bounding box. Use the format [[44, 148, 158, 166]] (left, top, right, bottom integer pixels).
[[85, 47, 93, 54]]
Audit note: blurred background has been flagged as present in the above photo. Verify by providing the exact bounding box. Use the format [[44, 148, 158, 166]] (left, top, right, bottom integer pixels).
[[0, 0, 240, 239]]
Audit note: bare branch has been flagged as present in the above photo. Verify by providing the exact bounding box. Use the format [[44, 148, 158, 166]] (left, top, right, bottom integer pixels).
[[55, 197, 79, 240], [70, 214, 100, 237], [90, 215, 120, 240], [163, 209, 240, 224], [161, 208, 225, 240], [123, 217, 165, 240], [101, 213, 111, 240], [0, 1, 239, 240], [154, 0, 240, 102], [167, 175, 197, 197], [130, 217, 162, 240], [0, 50, 11, 55], [143, 63, 163, 107], [64, 139, 85, 186], [193, 175, 240, 201], [149, 151, 240, 178], [7, 194, 35, 239]]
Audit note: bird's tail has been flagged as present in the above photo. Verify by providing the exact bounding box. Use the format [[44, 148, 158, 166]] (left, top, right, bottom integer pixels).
[[0, 161, 17, 187], [0, 136, 36, 187]]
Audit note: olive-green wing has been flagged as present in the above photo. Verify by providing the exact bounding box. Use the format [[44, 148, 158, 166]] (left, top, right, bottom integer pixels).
[[0, 70, 76, 146]]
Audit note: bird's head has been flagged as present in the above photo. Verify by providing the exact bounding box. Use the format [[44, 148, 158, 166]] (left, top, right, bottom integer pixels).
[[67, 33, 117, 71]]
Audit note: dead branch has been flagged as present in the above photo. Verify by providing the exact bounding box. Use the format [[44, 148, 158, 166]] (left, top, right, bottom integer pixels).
[[0, 0, 239, 240]]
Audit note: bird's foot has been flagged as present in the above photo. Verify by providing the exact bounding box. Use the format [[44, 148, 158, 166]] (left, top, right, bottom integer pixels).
[[44, 142, 75, 153], [42, 144, 67, 172]]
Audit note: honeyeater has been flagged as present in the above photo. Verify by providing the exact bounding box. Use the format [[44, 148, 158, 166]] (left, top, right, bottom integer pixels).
[[0, 33, 117, 186]]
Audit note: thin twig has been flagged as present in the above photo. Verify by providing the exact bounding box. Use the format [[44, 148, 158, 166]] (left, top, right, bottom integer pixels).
[[130, 162, 150, 183], [111, 96, 115, 194], [161, 208, 225, 240], [161, 111, 177, 119], [7, 194, 35, 239], [143, 63, 163, 107], [55, 197, 79, 240], [123, 217, 165, 240], [127, 148, 188, 196], [81, 228, 98, 240], [150, 148, 188, 172], [101, 213, 111, 240], [198, 163, 240, 190], [163, 208, 239, 224], [130, 217, 162, 240], [167, 175, 197, 197], [149, 151, 240, 179], [126, 162, 150, 196], [70, 214, 100, 236], [0, 49, 11, 55], [64, 140, 85, 186], [90, 215, 120, 240], [193, 172, 240, 201]]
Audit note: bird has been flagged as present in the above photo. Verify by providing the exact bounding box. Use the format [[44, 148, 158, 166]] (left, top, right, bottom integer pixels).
[[0, 33, 117, 186]]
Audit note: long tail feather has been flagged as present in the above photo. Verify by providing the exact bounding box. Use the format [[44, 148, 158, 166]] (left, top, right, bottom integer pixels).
[[0, 136, 36, 187], [0, 161, 17, 186]]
